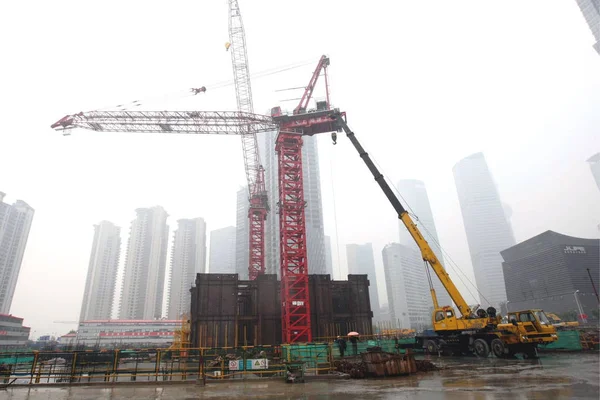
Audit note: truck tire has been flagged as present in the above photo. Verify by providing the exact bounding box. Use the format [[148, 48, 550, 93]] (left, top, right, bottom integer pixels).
[[473, 339, 490, 358], [425, 340, 438, 354], [522, 346, 538, 360], [491, 339, 505, 358]]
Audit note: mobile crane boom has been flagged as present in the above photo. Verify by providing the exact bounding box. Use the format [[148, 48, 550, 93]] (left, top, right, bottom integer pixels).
[[331, 111, 557, 359], [332, 112, 472, 318]]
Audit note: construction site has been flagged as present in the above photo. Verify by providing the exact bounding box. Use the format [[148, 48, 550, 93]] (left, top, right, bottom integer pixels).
[[0, 0, 598, 399], [45, 0, 600, 357]]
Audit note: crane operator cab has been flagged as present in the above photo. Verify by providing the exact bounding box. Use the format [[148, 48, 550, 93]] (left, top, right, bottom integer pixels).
[[432, 306, 500, 332]]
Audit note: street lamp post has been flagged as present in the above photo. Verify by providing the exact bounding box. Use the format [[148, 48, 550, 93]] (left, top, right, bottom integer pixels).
[[574, 290, 587, 324]]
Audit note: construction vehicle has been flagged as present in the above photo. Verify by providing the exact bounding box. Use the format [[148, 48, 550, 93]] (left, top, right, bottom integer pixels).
[[330, 112, 558, 358], [546, 312, 580, 328]]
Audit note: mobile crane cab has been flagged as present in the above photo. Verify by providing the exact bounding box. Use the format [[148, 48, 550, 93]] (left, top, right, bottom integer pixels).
[[428, 305, 557, 358]]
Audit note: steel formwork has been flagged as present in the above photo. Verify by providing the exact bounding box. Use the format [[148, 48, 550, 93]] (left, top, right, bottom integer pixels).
[[190, 273, 373, 347]]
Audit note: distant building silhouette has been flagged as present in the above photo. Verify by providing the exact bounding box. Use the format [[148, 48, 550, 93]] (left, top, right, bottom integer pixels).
[[79, 221, 120, 322], [501, 231, 599, 318], [235, 186, 249, 280], [346, 243, 381, 321], [120, 206, 169, 320], [0, 192, 34, 314], [167, 218, 206, 320], [209, 226, 236, 274], [453, 153, 516, 310], [587, 153, 600, 192], [396, 179, 452, 309], [574, 0, 600, 55], [258, 130, 327, 276], [325, 235, 333, 277], [382, 243, 431, 331]]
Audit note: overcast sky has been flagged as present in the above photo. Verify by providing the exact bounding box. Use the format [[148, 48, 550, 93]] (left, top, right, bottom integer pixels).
[[1, 1, 599, 338]]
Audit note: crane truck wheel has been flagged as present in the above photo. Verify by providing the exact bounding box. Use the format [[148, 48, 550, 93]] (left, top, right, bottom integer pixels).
[[522, 346, 538, 360], [473, 339, 490, 358], [425, 340, 438, 354], [491, 339, 506, 358]]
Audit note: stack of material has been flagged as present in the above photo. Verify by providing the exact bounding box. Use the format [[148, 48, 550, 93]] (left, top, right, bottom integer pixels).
[[333, 360, 368, 379], [360, 350, 417, 377], [334, 349, 437, 379]]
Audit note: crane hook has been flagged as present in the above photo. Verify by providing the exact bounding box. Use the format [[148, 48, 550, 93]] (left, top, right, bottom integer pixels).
[[331, 131, 337, 145]]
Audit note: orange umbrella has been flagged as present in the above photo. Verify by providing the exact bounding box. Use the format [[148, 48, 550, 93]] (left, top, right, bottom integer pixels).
[[347, 331, 359, 336]]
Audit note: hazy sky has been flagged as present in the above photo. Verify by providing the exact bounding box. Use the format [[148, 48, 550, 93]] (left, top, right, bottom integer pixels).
[[1, 1, 599, 338]]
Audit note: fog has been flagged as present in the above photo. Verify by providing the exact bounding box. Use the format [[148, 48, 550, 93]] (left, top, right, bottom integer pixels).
[[1, 0, 598, 337]]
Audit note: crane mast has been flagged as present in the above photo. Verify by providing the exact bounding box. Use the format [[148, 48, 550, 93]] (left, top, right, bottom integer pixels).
[[271, 57, 336, 343], [228, 0, 268, 280]]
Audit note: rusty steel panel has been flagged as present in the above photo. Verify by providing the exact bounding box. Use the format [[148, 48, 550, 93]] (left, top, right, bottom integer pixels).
[[190, 273, 373, 346]]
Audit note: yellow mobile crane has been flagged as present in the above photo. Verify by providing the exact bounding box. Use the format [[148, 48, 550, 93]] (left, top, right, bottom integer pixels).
[[331, 112, 557, 358]]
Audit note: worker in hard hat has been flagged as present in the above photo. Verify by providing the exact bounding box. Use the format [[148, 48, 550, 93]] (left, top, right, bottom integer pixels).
[[225, 42, 231, 51]]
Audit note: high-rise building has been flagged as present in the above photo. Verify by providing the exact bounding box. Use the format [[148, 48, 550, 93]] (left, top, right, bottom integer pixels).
[[574, 0, 600, 55], [209, 226, 236, 274], [453, 152, 516, 310], [346, 243, 381, 320], [587, 153, 600, 192], [167, 218, 206, 320], [119, 206, 169, 320], [0, 192, 34, 314], [501, 231, 599, 317], [302, 135, 327, 275], [396, 179, 452, 309], [79, 221, 121, 322], [382, 243, 432, 330], [235, 186, 249, 280], [258, 130, 326, 276], [324, 235, 333, 277]]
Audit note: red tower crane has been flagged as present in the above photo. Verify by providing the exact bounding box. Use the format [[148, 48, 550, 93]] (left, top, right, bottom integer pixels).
[[270, 55, 334, 343], [227, 0, 268, 281], [51, 56, 342, 344], [52, 0, 340, 344]]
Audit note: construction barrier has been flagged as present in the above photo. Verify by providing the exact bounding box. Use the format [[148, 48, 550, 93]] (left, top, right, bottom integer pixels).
[[0, 345, 334, 385], [540, 330, 583, 351]]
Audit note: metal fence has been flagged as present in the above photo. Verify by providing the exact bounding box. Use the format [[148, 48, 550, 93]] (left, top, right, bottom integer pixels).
[[0, 345, 326, 385], [0, 337, 422, 386]]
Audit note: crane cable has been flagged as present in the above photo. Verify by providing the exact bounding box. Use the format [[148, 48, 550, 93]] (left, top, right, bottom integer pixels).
[[94, 58, 317, 112], [329, 139, 343, 280]]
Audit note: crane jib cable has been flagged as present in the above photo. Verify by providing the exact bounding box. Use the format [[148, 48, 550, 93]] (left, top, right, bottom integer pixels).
[[364, 142, 488, 308], [95, 58, 317, 112]]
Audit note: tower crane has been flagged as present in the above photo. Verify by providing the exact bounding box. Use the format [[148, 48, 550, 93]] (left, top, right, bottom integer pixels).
[[51, 55, 341, 345], [227, 0, 268, 280]]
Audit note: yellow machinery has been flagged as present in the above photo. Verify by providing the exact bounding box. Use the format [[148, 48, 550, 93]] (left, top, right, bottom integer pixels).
[[168, 315, 190, 357], [546, 312, 580, 328], [333, 113, 557, 358], [381, 329, 415, 337]]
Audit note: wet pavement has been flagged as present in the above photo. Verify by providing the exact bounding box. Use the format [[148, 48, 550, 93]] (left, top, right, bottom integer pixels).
[[1, 353, 598, 399]]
